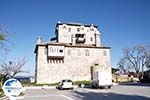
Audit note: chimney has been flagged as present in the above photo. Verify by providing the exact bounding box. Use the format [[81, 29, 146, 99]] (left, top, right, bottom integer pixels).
[[95, 30, 101, 47], [36, 36, 42, 44]]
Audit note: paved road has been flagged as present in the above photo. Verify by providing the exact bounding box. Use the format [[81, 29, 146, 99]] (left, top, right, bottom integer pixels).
[[18, 85, 150, 100]]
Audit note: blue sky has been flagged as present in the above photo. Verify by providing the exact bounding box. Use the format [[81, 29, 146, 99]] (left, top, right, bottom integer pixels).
[[0, 0, 150, 76]]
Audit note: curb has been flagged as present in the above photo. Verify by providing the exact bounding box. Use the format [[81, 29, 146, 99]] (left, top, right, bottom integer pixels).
[[0, 96, 9, 100], [0, 96, 24, 100], [24, 85, 78, 90], [25, 86, 56, 89], [113, 83, 118, 86], [15, 96, 24, 99]]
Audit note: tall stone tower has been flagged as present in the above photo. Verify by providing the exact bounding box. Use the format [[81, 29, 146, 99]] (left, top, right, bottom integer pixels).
[[34, 21, 111, 84]]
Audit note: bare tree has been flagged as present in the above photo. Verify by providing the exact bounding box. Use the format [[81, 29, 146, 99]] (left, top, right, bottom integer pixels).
[[0, 58, 27, 85], [119, 44, 150, 78], [145, 52, 150, 69], [117, 57, 131, 74]]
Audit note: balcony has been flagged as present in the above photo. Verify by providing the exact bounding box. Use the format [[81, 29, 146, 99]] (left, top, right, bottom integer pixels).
[[76, 37, 85, 43], [48, 45, 65, 58]]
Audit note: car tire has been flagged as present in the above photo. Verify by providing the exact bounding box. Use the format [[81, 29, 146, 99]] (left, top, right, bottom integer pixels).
[[108, 86, 111, 89], [60, 87, 63, 90]]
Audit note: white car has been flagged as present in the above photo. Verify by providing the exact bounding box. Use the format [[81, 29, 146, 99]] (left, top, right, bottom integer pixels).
[[57, 79, 73, 90]]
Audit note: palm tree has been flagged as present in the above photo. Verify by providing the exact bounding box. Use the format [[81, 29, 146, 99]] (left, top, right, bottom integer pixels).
[[0, 34, 5, 49], [0, 34, 4, 41]]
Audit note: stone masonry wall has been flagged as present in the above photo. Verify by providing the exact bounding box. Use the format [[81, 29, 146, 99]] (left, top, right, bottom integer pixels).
[[36, 45, 111, 84]]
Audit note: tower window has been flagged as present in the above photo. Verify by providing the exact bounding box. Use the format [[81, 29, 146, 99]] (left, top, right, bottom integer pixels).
[[90, 37, 93, 42], [90, 28, 94, 31], [77, 50, 81, 56], [77, 28, 80, 32], [63, 26, 67, 29], [68, 49, 71, 55], [85, 50, 89, 56], [68, 27, 71, 32], [103, 50, 107, 56], [50, 47, 53, 52], [45, 48, 47, 55], [59, 49, 63, 53]]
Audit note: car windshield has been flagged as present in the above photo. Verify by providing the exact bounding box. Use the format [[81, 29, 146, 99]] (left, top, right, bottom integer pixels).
[[62, 80, 72, 82], [67, 80, 72, 82]]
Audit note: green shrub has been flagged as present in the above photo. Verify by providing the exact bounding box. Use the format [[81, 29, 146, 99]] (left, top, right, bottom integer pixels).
[[0, 87, 4, 97], [30, 82, 59, 86], [28, 80, 92, 86], [73, 80, 92, 85]]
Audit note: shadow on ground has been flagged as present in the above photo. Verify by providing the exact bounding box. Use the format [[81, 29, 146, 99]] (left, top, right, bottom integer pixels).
[[119, 82, 150, 87], [73, 91, 150, 100]]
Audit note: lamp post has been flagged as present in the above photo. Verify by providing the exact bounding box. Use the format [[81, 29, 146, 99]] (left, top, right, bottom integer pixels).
[[9, 61, 12, 65], [9, 61, 12, 78]]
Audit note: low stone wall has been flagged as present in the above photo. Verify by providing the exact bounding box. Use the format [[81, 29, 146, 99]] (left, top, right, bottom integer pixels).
[[112, 74, 139, 83]]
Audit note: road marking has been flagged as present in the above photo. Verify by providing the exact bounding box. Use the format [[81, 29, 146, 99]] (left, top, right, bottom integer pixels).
[[60, 94, 74, 100], [24, 94, 74, 100], [25, 94, 59, 98]]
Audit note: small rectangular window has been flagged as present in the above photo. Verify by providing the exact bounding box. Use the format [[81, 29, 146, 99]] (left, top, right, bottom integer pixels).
[[85, 50, 89, 56], [63, 26, 67, 29], [90, 37, 93, 42], [59, 49, 63, 53], [45, 48, 47, 55], [68, 49, 71, 55], [103, 50, 107, 56], [68, 27, 71, 32], [77, 50, 81, 56], [77, 28, 80, 32]]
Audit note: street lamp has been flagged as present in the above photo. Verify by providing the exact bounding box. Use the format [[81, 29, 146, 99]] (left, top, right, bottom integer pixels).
[[9, 61, 12, 65]]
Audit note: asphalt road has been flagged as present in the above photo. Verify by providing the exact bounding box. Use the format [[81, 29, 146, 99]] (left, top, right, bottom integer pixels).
[[17, 84, 150, 100]]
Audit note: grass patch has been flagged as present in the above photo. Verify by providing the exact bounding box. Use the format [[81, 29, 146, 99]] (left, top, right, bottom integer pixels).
[[73, 80, 92, 85], [19, 92, 25, 96], [117, 81, 135, 84], [30, 82, 59, 86], [0, 87, 4, 98], [0, 87, 3, 93], [27, 80, 92, 86]]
